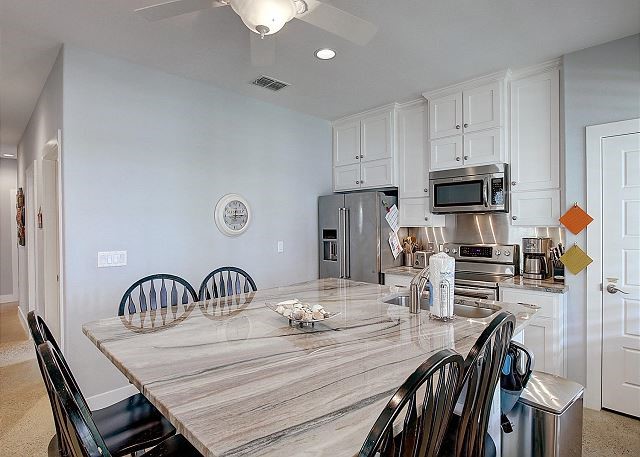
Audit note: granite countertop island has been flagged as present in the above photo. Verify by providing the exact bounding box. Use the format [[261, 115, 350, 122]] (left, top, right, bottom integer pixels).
[[83, 278, 538, 457]]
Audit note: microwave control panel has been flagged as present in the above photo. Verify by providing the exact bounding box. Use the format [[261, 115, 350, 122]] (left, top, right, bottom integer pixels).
[[491, 178, 505, 205]]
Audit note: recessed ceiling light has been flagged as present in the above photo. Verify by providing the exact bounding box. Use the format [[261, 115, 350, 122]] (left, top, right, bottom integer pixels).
[[2, 154, 15, 158], [315, 48, 336, 60]]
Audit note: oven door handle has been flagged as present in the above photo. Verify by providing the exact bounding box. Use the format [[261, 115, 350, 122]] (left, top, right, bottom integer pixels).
[[454, 287, 494, 300]]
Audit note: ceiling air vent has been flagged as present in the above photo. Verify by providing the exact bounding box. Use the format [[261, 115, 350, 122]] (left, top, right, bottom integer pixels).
[[251, 75, 290, 92]]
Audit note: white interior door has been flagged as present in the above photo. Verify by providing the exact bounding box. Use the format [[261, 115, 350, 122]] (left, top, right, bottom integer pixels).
[[42, 156, 61, 342], [25, 164, 38, 313], [601, 132, 640, 417]]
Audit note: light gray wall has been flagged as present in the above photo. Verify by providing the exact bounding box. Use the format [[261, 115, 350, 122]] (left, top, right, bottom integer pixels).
[[0, 158, 17, 297], [562, 34, 640, 385], [61, 46, 332, 397], [17, 48, 64, 314]]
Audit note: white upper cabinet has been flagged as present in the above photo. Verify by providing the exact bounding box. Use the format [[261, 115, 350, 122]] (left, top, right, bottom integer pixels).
[[462, 81, 502, 133], [362, 110, 393, 162], [361, 159, 394, 189], [399, 197, 445, 227], [398, 101, 429, 198], [332, 105, 397, 192], [333, 163, 361, 191], [429, 92, 462, 139], [510, 68, 560, 192], [463, 128, 504, 166], [510, 189, 560, 226], [425, 73, 508, 171], [430, 135, 464, 170], [333, 119, 361, 167]]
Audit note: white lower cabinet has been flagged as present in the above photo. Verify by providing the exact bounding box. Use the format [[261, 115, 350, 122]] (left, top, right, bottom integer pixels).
[[502, 287, 566, 377], [333, 164, 361, 191], [510, 189, 560, 226], [399, 197, 445, 227]]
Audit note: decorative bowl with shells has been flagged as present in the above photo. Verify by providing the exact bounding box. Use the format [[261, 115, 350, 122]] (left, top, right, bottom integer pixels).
[[266, 299, 340, 327]]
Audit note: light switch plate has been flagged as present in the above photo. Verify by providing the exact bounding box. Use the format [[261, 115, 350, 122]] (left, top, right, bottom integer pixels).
[[277, 241, 284, 253], [98, 251, 127, 268]]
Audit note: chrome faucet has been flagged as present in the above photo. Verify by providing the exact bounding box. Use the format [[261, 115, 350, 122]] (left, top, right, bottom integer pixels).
[[409, 266, 430, 314]]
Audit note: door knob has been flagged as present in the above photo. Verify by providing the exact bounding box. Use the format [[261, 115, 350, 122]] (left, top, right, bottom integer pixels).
[[456, 157, 461, 161], [512, 216, 517, 220], [464, 123, 469, 128], [464, 155, 468, 160], [606, 284, 629, 294], [455, 125, 461, 129], [511, 181, 517, 186], [360, 155, 364, 158], [355, 155, 359, 159], [424, 188, 428, 192], [355, 180, 359, 184]]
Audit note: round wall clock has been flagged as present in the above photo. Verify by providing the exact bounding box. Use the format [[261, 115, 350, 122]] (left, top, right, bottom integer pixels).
[[214, 194, 251, 237]]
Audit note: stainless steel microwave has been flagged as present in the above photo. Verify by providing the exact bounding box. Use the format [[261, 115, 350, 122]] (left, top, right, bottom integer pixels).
[[429, 164, 509, 213]]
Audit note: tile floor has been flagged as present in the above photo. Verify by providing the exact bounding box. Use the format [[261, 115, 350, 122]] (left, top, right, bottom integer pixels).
[[0, 302, 638, 456]]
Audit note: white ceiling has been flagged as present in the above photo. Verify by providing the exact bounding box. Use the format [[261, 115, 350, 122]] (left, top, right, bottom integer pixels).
[[1, 0, 639, 146]]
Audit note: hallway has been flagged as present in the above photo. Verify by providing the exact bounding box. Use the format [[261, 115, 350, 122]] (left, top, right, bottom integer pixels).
[[0, 302, 54, 457]]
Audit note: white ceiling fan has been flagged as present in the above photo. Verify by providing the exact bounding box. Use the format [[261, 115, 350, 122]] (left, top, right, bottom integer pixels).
[[135, 0, 377, 65]]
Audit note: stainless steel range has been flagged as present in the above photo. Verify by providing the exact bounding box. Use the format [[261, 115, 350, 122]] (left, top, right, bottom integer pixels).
[[442, 243, 520, 300]]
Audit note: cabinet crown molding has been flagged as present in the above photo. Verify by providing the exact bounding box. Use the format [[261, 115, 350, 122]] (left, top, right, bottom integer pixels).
[[422, 69, 511, 100], [332, 102, 399, 125], [509, 58, 562, 80]]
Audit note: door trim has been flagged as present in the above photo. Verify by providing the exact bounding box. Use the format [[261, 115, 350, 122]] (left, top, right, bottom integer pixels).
[[585, 118, 640, 410]]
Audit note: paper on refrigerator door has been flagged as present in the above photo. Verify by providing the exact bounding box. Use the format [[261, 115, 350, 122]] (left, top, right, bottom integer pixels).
[[385, 204, 400, 233], [388, 231, 402, 259]]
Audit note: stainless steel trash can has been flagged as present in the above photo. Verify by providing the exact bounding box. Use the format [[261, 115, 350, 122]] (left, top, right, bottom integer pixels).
[[501, 371, 584, 457]]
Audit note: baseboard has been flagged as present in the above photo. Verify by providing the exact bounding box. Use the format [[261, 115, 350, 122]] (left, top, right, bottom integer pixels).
[[17, 305, 30, 338], [0, 294, 18, 304], [86, 384, 140, 410]]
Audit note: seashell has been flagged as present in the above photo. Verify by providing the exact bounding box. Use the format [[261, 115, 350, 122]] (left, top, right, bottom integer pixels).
[[292, 310, 305, 320], [278, 299, 299, 306], [312, 311, 324, 320], [283, 309, 292, 318], [293, 302, 304, 309], [303, 312, 314, 321], [311, 304, 324, 312], [323, 310, 331, 318], [275, 305, 285, 314]]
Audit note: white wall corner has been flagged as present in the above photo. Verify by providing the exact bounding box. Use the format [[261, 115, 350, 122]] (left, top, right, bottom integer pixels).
[[86, 384, 140, 410]]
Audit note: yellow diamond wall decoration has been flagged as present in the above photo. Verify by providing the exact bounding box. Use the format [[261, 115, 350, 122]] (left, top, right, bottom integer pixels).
[[559, 244, 593, 275]]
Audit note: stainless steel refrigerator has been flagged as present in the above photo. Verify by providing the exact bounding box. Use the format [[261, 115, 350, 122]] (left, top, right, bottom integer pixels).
[[318, 191, 404, 284]]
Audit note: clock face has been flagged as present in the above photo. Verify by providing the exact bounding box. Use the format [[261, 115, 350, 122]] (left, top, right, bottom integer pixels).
[[223, 200, 248, 231], [215, 194, 251, 236]]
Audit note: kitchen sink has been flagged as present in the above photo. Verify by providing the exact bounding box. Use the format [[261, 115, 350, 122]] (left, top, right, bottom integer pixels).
[[382, 293, 500, 319]]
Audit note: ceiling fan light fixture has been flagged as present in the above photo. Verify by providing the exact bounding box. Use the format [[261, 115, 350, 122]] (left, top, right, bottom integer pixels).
[[315, 48, 336, 60], [229, 0, 297, 37]]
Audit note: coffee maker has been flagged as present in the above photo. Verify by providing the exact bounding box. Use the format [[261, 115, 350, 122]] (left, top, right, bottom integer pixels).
[[522, 237, 552, 280]]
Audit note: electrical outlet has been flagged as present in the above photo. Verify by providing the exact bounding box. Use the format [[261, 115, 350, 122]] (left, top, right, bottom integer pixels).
[[98, 251, 127, 268], [277, 241, 284, 253]]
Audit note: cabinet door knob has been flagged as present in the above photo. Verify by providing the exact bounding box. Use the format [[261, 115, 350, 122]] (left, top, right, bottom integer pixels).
[[463, 123, 469, 128], [512, 216, 517, 221], [360, 155, 364, 158], [424, 188, 428, 193], [360, 180, 365, 184], [456, 157, 461, 161], [355, 155, 359, 159], [511, 181, 517, 186], [464, 155, 468, 160], [455, 124, 461, 129], [424, 216, 429, 221], [356, 180, 359, 184]]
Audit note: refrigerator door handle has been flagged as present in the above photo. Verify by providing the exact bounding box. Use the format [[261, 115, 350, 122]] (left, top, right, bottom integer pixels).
[[338, 208, 350, 279]]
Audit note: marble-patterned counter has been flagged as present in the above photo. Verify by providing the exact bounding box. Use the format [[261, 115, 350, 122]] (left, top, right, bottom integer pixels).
[[499, 276, 568, 294], [83, 278, 538, 457]]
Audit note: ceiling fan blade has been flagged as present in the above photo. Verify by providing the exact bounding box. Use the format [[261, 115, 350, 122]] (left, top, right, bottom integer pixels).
[[297, 0, 377, 46], [135, 0, 226, 22], [250, 32, 276, 67]]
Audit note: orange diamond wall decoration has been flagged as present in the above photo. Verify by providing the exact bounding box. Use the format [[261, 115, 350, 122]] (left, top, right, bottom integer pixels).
[[559, 204, 593, 235]]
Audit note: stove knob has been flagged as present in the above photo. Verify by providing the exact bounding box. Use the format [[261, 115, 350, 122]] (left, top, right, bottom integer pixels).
[[444, 248, 450, 253], [496, 250, 501, 256], [452, 249, 458, 254], [504, 250, 511, 256]]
